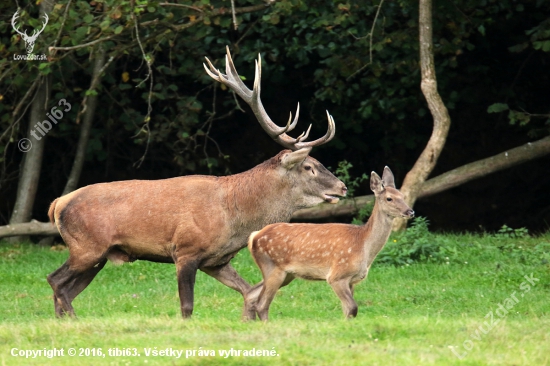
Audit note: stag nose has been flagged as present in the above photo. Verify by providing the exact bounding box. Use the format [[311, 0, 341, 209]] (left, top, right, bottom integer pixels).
[[341, 185, 348, 197], [406, 209, 415, 218]]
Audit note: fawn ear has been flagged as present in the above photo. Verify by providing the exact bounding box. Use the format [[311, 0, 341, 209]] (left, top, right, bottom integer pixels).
[[370, 171, 384, 195], [280, 147, 312, 169], [381, 166, 396, 188]]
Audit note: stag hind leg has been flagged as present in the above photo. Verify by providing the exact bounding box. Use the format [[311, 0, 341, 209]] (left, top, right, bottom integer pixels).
[[47, 228, 110, 317], [201, 262, 256, 320], [47, 257, 107, 317], [328, 278, 358, 318]]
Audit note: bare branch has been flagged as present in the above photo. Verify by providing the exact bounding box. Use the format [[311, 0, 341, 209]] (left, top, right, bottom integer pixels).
[[132, 2, 155, 169], [49, 33, 119, 52], [51, 0, 72, 50], [11, 75, 41, 118], [231, 0, 239, 30], [158, 2, 203, 12], [347, 0, 385, 81], [0, 76, 42, 146], [75, 54, 115, 124], [48, 1, 274, 53]]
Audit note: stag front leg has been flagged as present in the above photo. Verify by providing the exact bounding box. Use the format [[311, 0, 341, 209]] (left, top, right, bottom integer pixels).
[[175, 258, 199, 319], [200, 262, 257, 320], [243, 281, 264, 321]]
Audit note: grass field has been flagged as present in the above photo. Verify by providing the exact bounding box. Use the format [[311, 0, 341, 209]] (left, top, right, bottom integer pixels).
[[0, 230, 549, 365]]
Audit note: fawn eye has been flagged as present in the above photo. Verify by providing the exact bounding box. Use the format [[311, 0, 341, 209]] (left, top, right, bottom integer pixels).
[[304, 165, 312, 171], [386, 197, 393, 202]]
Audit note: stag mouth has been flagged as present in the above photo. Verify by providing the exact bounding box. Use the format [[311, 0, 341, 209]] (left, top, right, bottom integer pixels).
[[323, 194, 342, 204]]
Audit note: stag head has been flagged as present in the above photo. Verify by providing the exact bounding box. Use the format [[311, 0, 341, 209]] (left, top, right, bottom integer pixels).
[[12, 10, 48, 54]]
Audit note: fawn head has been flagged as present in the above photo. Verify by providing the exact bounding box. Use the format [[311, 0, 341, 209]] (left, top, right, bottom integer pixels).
[[370, 166, 415, 219]]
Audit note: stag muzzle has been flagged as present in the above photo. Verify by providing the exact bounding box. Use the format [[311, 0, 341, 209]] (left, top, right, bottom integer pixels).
[[323, 183, 347, 204]]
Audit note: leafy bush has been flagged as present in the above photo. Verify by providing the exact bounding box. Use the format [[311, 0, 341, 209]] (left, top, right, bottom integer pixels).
[[376, 217, 458, 266], [493, 224, 529, 238], [375, 221, 550, 267], [352, 203, 374, 225], [488, 225, 550, 265]]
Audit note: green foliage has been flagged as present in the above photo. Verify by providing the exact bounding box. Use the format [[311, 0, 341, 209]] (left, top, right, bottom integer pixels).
[[487, 103, 540, 127], [376, 217, 459, 266], [487, 103, 509, 114], [493, 224, 529, 239], [485, 225, 550, 265], [332, 160, 368, 197], [485, 8, 550, 134], [351, 203, 374, 225], [376, 221, 549, 268], [332, 159, 371, 225]]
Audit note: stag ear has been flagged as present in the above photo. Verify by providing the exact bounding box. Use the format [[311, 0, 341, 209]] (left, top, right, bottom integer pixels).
[[381, 166, 396, 188], [370, 171, 384, 195], [280, 147, 312, 169]]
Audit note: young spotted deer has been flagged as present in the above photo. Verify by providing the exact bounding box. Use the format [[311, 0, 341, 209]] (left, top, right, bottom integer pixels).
[[247, 167, 414, 320]]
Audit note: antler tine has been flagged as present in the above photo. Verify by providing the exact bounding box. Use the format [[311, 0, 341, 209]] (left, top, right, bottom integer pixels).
[[224, 47, 253, 100], [283, 103, 300, 134], [296, 123, 312, 143], [203, 58, 222, 81], [293, 110, 336, 149], [203, 50, 252, 102]]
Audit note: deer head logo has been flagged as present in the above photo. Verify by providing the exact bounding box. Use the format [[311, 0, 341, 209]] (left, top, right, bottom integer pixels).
[[11, 10, 48, 54]]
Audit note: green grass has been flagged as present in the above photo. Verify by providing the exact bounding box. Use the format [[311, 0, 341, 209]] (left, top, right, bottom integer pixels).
[[0, 232, 549, 365]]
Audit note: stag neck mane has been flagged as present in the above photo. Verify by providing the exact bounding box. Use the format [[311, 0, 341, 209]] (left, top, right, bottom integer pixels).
[[220, 150, 296, 225]]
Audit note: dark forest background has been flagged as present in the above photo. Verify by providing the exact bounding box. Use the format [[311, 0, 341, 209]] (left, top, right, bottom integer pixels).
[[0, 0, 549, 235]]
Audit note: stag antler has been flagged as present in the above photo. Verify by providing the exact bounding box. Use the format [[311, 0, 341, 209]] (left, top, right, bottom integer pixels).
[[11, 10, 48, 54], [204, 46, 336, 151]]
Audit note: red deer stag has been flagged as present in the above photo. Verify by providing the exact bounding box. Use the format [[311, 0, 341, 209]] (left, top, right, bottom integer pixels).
[[47, 47, 347, 320], [247, 167, 414, 320]]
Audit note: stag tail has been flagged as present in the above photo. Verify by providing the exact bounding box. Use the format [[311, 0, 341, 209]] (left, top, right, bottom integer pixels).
[[48, 198, 58, 224]]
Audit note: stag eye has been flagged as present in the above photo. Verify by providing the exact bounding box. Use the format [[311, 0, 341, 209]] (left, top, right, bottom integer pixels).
[[304, 165, 312, 171], [386, 197, 393, 202]]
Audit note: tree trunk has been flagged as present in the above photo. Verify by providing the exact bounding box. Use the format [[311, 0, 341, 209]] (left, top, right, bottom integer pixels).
[[392, 0, 451, 231], [7, 76, 50, 243], [7, 0, 55, 243], [62, 46, 107, 195], [292, 135, 550, 221]]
